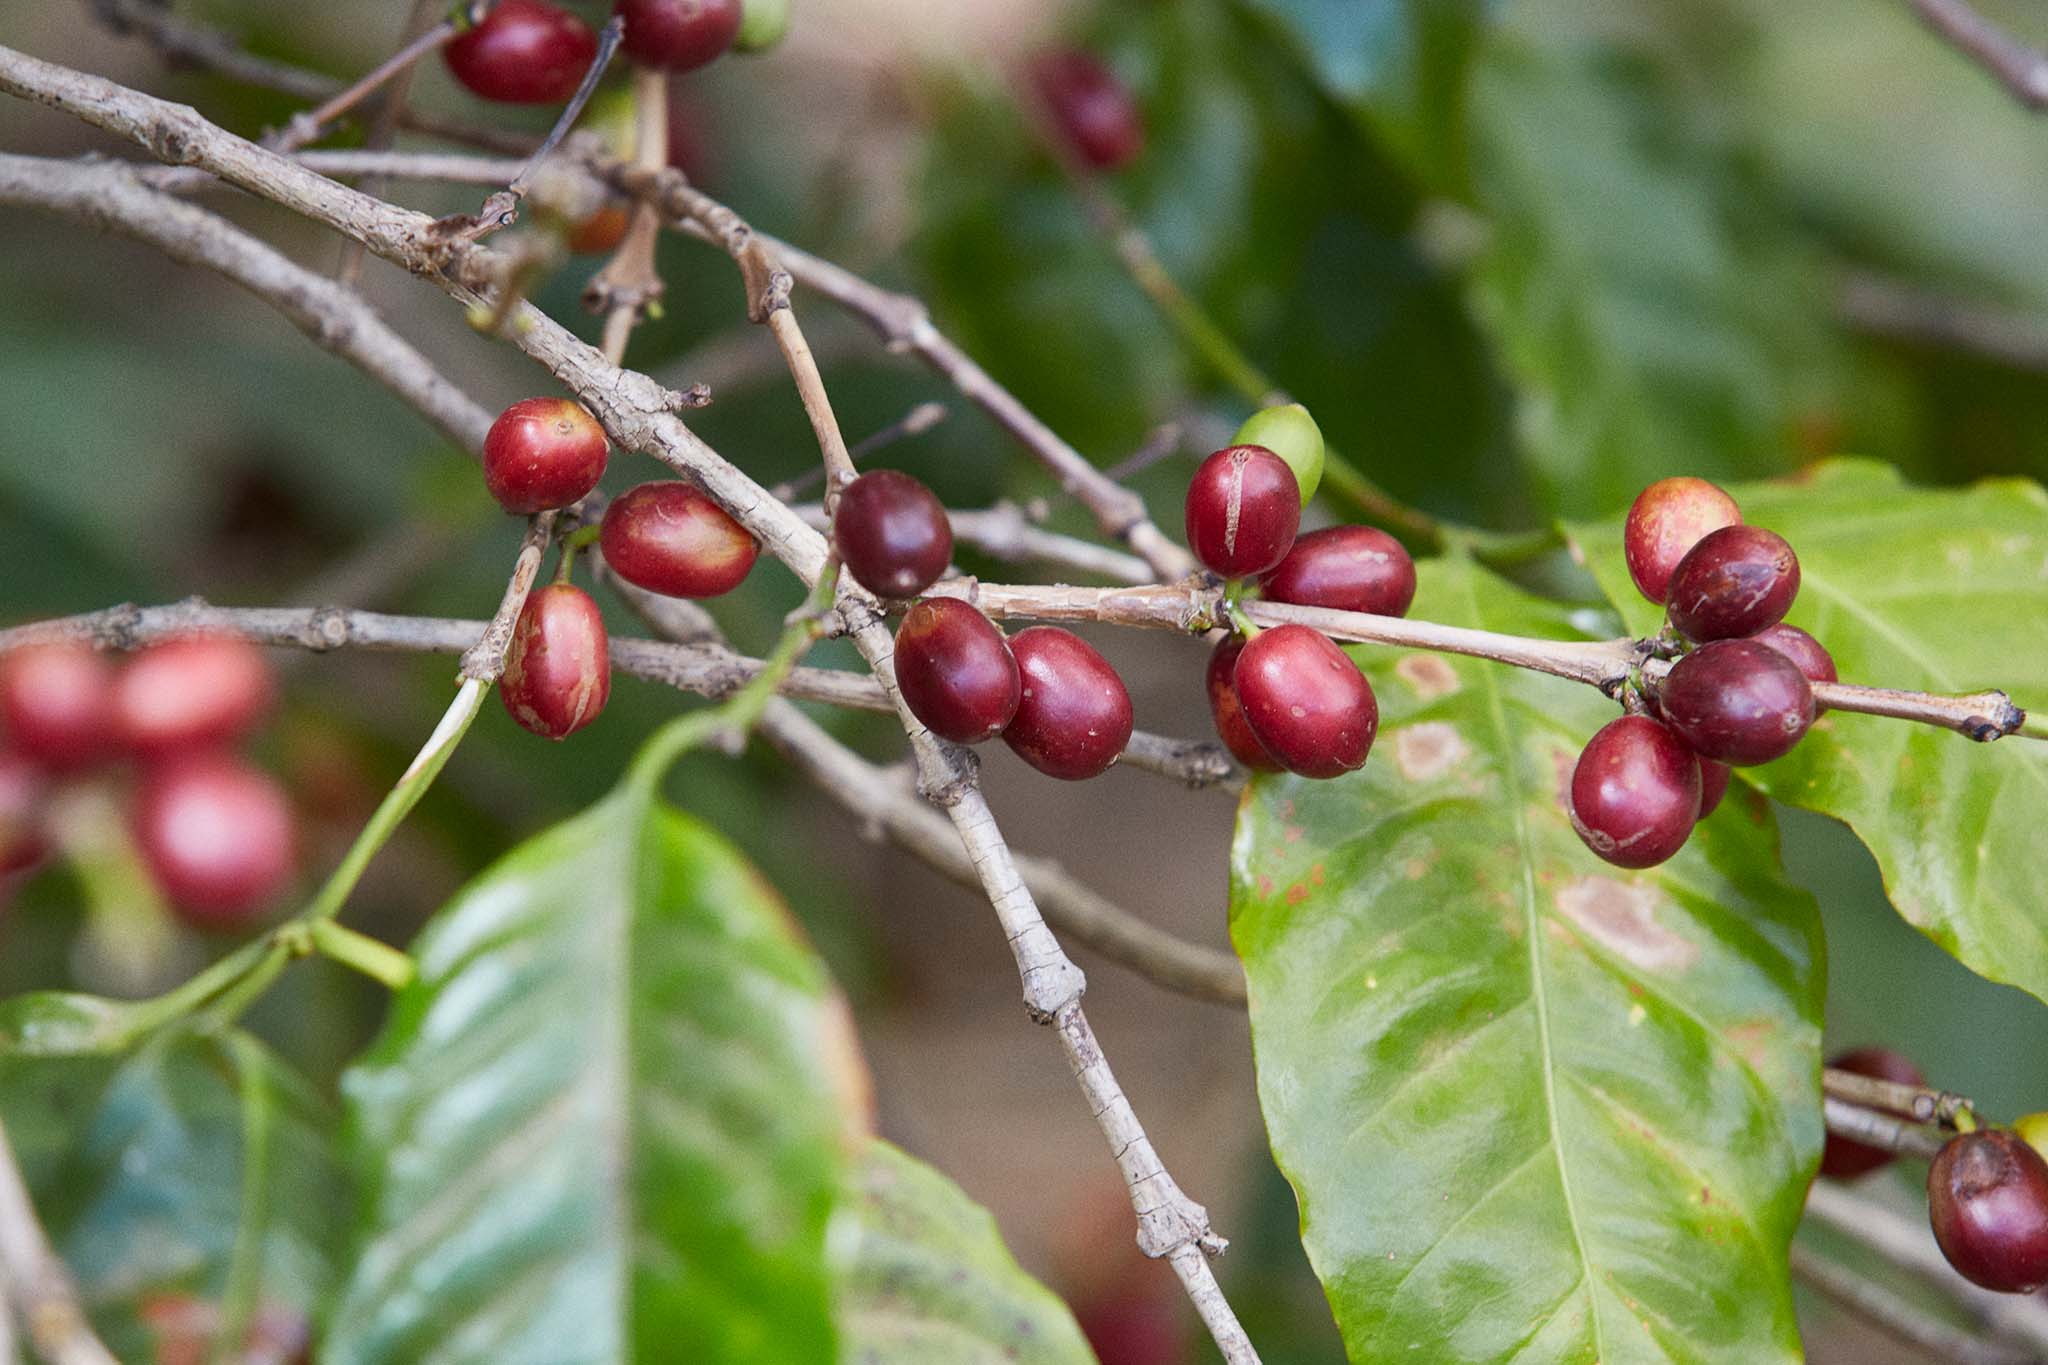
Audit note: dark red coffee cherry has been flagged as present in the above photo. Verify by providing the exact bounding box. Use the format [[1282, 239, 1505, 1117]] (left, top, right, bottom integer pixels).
[[1752, 622, 1837, 708], [483, 398, 609, 515], [1696, 759, 1731, 818], [1002, 628, 1133, 780], [1657, 639, 1814, 766], [833, 470, 953, 599], [1928, 1128, 2048, 1293], [600, 481, 758, 599], [1259, 525, 1416, 617], [443, 0, 598, 104], [893, 599, 1021, 745], [135, 754, 296, 928], [113, 635, 276, 757], [1820, 1047, 1926, 1180], [1233, 625, 1377, 779], [1026, 50, 1145, 173], [0, 642, 115, 772], [0, 752, 48, 876], [1205, 637, 1280, 772], [1665, 525, 1801, 642], [615, 0, 743, 71], [501, 585, 611, 740], [1184, 445, 1301, 580], [1623, 477, 1741, 604], [1566, 715, 1701, 869]]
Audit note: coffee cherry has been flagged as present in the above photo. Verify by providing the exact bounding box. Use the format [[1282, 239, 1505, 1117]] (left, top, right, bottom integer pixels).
[[501, 585, 611, 740], [1184, 445, 1301, 580], [1820, 1048, 1925, 1180], [1002, 628, 1132, 781], [833, 470, 953, 599], [1658, 639, 1814, 766], [1928, 1129, 2048, 1293], [1567, 715, 1701, 869], [600, 481, 758, 599], [0, 642, 115, 772], [483, 398, 609, 515], [893, 599, 1021, 744], [1696, 759, 1731, 818], [1752, 622, 1837, 706], [1666, 525, 1801, 642], [616, 0, 743, 71], [1623, 477, 1741, 604], [1260, 526, 1416, 618], [1233, 403, 1324, 506], [733, 0, 789, 52], [1026, 50, 1144, 173], [2018, 1112, 2048, 1165], [567, 202, 632, 255], [0, 752, 48, 876], [443, 0, 598, 104], [1233, 625, 1377, 779], [135, 754, 295, 928], [1205, 637, 1281, 772], [113, 635, 276, 757]]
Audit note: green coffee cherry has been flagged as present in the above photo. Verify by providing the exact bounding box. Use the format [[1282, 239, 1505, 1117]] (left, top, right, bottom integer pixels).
[[1233, 403, 1324, 506], [735, 0, 790, 52], [2018, 1111, 2048, 1163]]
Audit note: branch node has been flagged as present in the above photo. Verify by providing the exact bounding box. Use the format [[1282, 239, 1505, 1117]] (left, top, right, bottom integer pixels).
[[668, 381, 712, 411], [917, 749, 981, 808], [305, 605, 352, 652]]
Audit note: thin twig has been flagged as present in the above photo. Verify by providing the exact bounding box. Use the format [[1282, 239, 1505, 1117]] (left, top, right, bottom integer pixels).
[[267, 2, 475, 154], [0, 1119, 117, 1365], [457, 513, 559, 683], [1824, 1067, 1980, 1126], [1903, 0, 2048, 108], [1789, 1244, 2038, 1365], [334, 0, 447, 286], [789, 501, 1153, 585], [1823, 1096, 1947, 1161], [590, 68, 669, 365], [1841, 272, 2048, 373], [771, 400, 949, 500]]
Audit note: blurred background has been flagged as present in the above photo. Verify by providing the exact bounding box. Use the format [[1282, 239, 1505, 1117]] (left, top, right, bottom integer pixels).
[[5, 0, 2048, 1359]]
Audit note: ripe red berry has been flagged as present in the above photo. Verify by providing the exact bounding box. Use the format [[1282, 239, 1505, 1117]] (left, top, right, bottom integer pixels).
[[1233, 625, 1377, 779], [1658, 639, 1814, 766], [0, 752, 48, 876], [892, 599, 1021, 744], [1027, 50, 1145, 173], [1003, 628, 1133, 780], [1184, 445, 1301, 580], [1665, 525, 1801, 642], [1567, 715, 1701, 869], [1752, 622, 1837, 702], [113, 635, 276, 757], [1928, 1129, 2048, 1293], [482, 398, 609, 515], [1820, 1048, 1925, 1180], [1696, 759, 1731, 817], [1205, 637, 1280, 772], [600, 481, 758, 599], [833, 470, 953, 599], [1259, 525, 1416, 617], [501, 585, 611, 740], [135, 754, 295, 928], [1623, 477, 1741, 604], [443, 0, 598, 104], [567, 202, 632, 255], [615, 0, 743, 71], [0, 642, 115, 772]]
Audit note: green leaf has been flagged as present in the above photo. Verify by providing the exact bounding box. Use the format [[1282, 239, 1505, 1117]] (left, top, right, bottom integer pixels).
[[1230, 555, 1823, 1363], [0, 992, 151, 1058], [327, 788, 857, 1365], [832, 1140, 1095, 1365], [1568, 457, 2048, 1004]]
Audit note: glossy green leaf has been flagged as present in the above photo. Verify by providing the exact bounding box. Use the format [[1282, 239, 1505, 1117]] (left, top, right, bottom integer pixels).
[[1569, 457, 2048, 1004], [0, 991, 152, 1057], [1231, 555, 1823, 1363]]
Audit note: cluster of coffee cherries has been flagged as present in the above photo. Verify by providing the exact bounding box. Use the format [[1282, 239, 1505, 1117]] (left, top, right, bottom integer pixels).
[[0, 634, 295, 931], [1567, 476, 1835, 869]]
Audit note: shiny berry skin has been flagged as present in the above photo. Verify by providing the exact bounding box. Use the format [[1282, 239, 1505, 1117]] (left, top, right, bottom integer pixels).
[[1752, 622, 1837, 707], [113, 635, 276, 757], [1666, 525, 1801, 642], [1567, 715, 1701, 869], [616, 0, 743, 71], [567, 202, 632, 255], [893, 599, 1021, 744], [1184, 445, 1301, 580], [1205, 637, 1281, 772], [1658, 639, 1814, 766], [1696, 759, 1731, 818], [1232, 403, 1324, 506], [135, 755, 295, 928], [1928, 1129, 2048, 1293], [0, 642, 115, 772], [1260, 526, 1416, 618], [500, 585, 611, 740], [1623, 477, 1741, 604], [443, 0, 598, 104], [1002, 628, 1133, 780], [1820, 1048, 1925, 1180], [833, 470, 953, 599], [0, 752, 48, 876], [1027, 50, 1145, 172], [600, 481, 758, 599], [482, 398, 609, 515], [1233, 625, 1377, 779]]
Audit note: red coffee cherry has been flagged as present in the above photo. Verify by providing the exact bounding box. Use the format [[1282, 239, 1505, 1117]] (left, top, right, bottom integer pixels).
[[0, 642, 115, 772], [113, 635, 276, 757], [0, 752, 48, 876], [1928, 1129, 2048, 1293], [1259, 525, 1416, 617], [1696, 759, 1731, 818], [135, 754, 296, 928], [1665, 525, 1801, 642], [500, 585, 612, 740], [1205, 637, 1280, 772], [600, 481, 759, 599], [1623, 477, 1741, 604], [1820, 1047, 1925, 1180], [1184, 445, 1301, 580], [1658, 639, 1814, 766], [1233, 625, 1377, 779], [1002, 628, 1133, 780], [833, 470, 953, 599], [1027, 50, 1145, 172], [615, 0, 743, 71], [482, 398, 609, 515], [567, 202, 633, 255], [1567, 715, 1701, 869], [893, 599, 1021, 744], [1752, 622, 1837, 704], [443, 0, 598, 104]]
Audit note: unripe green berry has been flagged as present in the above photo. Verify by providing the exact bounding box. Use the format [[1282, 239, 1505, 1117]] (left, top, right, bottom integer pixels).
[[2019, 1112, 2048, 1165], [1232, 403, 1324, 506], [734, 0, 789, 51]]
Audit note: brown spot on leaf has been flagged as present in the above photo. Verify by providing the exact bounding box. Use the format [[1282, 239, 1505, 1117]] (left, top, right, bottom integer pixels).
[[1284, 824, 1305, 844], [1392, 722, 1470, 782], [1310, 862, 1325, 885], [1286, 883, 1309, 905], [1394, 654, 1459, 700], [1555, 876, 1698, 973]]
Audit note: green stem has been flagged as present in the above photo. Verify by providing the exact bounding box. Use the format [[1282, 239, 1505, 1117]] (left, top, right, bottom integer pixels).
[[1220, 580, 1260, 639], [308, 919, 416, 990], [210, 1031, 275, 1365], [2018, 709, 2046, 742], [197, 943, 292, 1033], [120, 939, 274, 1040]]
